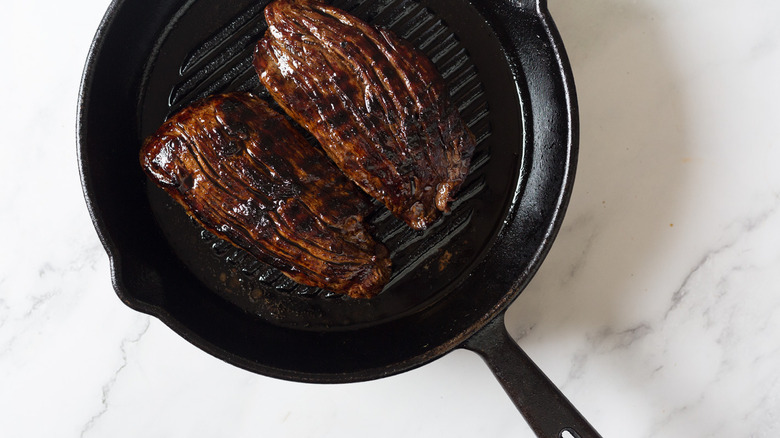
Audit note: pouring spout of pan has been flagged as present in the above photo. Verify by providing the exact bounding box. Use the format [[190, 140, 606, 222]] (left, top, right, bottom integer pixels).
[[463, 313, 602, 438]]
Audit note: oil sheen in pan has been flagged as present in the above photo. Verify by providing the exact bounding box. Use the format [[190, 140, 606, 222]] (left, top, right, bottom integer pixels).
[[141, 0, 515, 329]]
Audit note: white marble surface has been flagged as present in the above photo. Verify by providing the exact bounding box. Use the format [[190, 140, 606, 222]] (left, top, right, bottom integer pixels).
[[2, 0, 780, 436]]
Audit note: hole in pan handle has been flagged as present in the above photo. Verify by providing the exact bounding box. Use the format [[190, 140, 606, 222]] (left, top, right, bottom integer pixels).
[[463, 314, 602, 438]]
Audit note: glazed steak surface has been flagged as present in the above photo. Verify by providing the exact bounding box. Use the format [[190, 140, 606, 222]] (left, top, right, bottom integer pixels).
[[254, 0, 476, 230], [140, 92, 391, 298]]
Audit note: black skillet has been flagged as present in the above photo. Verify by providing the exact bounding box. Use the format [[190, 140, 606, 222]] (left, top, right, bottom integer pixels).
[[78, 0, 600, 436]]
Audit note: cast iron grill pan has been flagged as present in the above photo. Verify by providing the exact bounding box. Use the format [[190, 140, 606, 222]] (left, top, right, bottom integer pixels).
[[140, 0, 509, 329], [79, 0, 601, 436]]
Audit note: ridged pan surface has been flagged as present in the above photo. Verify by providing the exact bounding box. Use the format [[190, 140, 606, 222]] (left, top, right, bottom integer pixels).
[[137, 0, 526, 329], [77, 0, 579, 382]]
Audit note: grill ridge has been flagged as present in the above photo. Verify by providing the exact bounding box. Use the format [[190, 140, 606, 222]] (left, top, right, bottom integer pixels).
[[170, 43, 261, 112], [180, 2, 268, 74], [398, 7, 432, 40]]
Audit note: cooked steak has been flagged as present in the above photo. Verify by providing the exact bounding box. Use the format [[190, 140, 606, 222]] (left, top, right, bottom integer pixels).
[[140, 92, 391, 298], [254, 0, 476, 230]]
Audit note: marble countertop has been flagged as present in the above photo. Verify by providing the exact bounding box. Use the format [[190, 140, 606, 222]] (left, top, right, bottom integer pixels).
[[2, 0, 780, 436]]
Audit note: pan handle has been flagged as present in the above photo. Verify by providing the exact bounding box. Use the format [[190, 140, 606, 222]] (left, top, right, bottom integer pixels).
[[463, 314, 602, 438]]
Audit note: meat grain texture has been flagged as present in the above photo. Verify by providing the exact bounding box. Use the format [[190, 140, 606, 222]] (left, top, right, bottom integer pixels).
[[254, 0, 476, 230], [140, 92, 391, 298]]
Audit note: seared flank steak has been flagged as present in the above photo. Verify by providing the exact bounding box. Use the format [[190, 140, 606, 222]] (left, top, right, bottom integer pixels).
[[254, 0, 476, 230], [140, 92, 391, 298]]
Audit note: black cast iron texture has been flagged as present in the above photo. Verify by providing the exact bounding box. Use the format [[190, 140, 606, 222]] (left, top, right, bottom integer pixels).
[[78, 0, 599, 436]]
